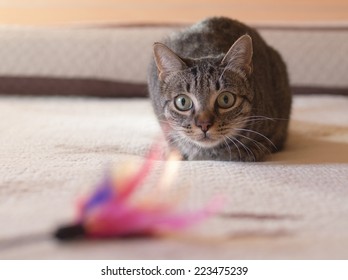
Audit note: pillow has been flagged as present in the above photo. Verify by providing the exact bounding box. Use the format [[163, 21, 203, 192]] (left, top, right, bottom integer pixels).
[[0, 23, 347, 97], [258, 24, 348, 95]]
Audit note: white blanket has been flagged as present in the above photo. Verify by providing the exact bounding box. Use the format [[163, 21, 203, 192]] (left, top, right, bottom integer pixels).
[[0, 95, 348, 259]]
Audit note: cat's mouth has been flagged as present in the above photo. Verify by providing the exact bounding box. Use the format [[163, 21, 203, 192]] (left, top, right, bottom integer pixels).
[[192, 132, 221, 147]]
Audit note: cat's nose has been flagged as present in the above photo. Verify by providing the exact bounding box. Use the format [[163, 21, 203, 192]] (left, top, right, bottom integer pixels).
[[195, 113, 214, 133], [198, 122, 211, 132]]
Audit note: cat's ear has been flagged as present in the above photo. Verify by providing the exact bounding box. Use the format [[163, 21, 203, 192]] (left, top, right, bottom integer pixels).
[[221, 34, 253, 76], [153, 42, 187, 81]]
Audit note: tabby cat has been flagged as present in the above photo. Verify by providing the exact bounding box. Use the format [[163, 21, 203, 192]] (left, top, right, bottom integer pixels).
[[148, 17, 291, 161]]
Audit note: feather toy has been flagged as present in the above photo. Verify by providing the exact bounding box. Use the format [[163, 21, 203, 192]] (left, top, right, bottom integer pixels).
[[54, 148, 221, 240]]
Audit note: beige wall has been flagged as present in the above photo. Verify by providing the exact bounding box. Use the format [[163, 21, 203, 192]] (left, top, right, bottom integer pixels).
[[0, 0, 347, 25]]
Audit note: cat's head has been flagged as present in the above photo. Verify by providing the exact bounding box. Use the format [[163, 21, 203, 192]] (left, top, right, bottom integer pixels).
[[153, 35, 253, 148]]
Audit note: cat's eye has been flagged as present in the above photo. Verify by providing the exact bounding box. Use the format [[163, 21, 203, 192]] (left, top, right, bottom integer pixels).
[[174, 94, 193, 111], [216, 92, 236, 109]]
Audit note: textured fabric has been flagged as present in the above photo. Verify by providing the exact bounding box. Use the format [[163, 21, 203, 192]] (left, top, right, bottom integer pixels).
[[0, 76, 148, 97], [0, 95, 347, 259], [0, 24, 347, 97]]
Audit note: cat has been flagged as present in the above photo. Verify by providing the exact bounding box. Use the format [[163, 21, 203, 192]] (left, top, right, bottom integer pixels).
[[147, 17, 291, 161]]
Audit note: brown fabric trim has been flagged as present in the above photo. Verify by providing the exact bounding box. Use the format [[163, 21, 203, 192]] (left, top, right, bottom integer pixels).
[[291, 86, 348, 96], [0, 76, 148, 98], [0, 76, 347, 97]]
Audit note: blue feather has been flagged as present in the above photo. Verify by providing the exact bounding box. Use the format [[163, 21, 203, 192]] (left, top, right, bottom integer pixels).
[[84, 175, 114, 212]]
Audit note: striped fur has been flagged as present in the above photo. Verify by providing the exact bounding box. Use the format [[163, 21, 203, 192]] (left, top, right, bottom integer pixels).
[[148, 17, 291, 161]]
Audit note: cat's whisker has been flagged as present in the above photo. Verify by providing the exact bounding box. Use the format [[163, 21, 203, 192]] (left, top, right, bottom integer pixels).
[[248, 111, 289, 122], [168, 135, 185, 146], [169, 133, 197, 152], [235, 133, 272, 156], [160, 120, 194, 134], [243, 116, 276, 122], [223, 135, 241, 161], [233, 115, 277, 126], [225, 135, 255, 162], [233, 119, 269, 127], [234, 128, 277, 151], [222, 136, 232, 161]]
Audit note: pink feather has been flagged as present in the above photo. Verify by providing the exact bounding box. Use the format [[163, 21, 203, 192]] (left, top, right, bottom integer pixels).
[[55, 146, 222, 240]]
